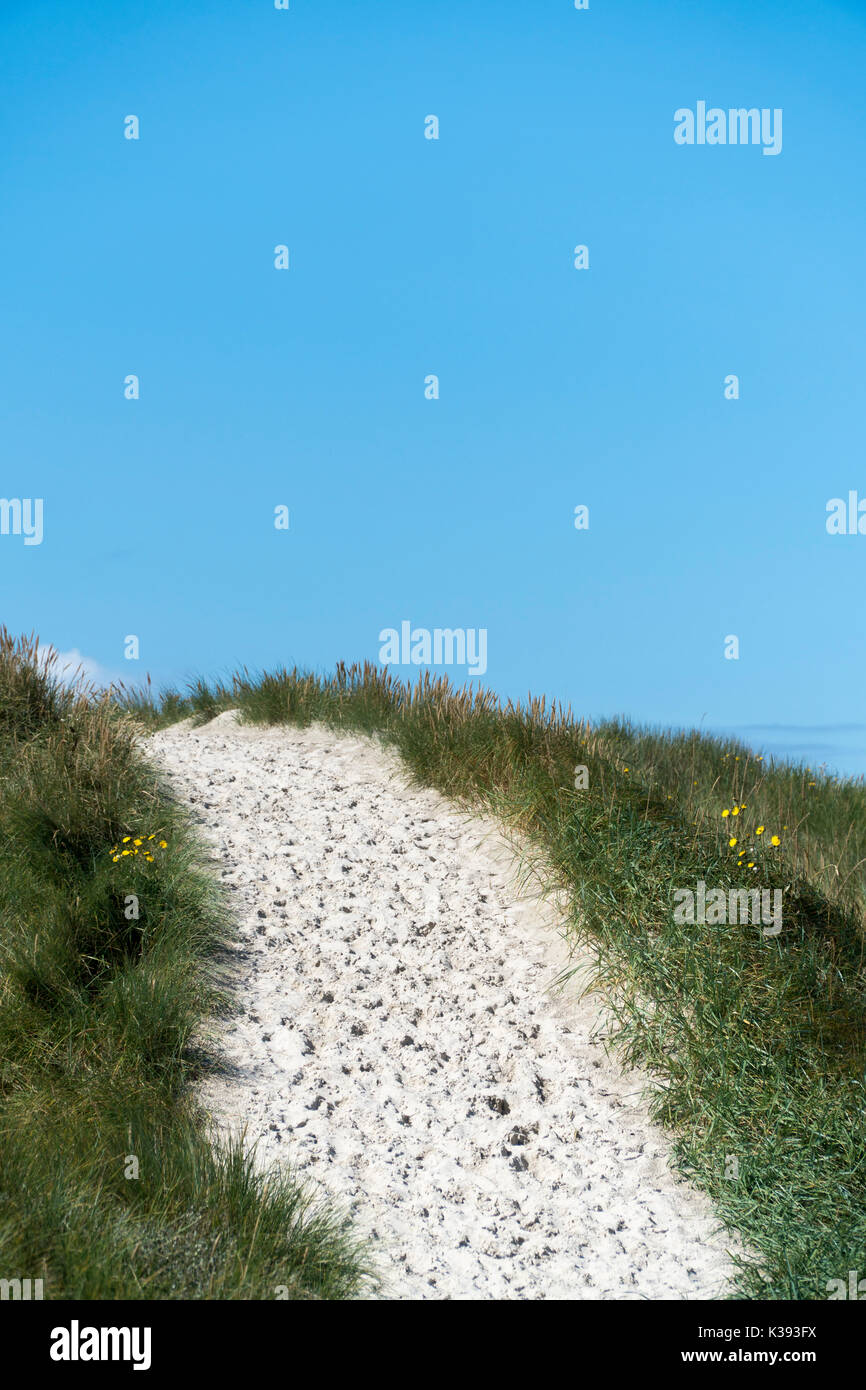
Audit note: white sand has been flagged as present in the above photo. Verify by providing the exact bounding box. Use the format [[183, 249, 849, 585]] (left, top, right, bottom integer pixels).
[[147, 712, 740, 1300]]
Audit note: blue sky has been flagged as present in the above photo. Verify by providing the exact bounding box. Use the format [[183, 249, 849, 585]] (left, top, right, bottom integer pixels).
[[2, 0, 866, 774]]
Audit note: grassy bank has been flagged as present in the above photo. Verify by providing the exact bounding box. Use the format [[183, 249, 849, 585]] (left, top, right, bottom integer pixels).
[[122, 660, 866, 1300], [0, 634, 370, 1299]]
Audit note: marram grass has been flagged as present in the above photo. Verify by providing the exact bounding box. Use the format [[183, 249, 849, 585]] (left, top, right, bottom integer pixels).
[[121, 659, 866, 1300], [3, 634, 865, 1300], [0, 632, 372, 1300]]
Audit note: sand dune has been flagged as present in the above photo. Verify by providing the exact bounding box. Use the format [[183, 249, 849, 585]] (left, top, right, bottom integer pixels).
[[147, 711, 740, 1300]]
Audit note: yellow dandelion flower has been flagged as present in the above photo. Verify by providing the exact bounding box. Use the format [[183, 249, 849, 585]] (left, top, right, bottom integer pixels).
[[729, 837, 737, 848], [134, 838, 142, 846], [159, 840, 168, 849], [756, 826, 764, 835], [122, 836, 131, 843], [722, 809, 730, 818], [121, 850, 131, 856], [770, 835, 780, 846]]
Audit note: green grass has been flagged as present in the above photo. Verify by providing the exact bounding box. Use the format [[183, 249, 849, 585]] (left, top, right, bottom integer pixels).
[[0, 633, 372, 1299], [5, 634, 864, 1300], [118, 659, 866, 1300]]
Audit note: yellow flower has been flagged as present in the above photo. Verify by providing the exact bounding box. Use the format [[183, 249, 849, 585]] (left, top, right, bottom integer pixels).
[[748, 862, 755, 868], [729, 837, 737, 848], [110, 831, 165, 863], [731, 807, 739, 816], [722, 809, 730, 818], [756, 826, 764, 835], [770, 835, 780, 846]]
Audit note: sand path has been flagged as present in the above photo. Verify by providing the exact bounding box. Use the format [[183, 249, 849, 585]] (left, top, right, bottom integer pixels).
[[147, 712, 739, 1300]]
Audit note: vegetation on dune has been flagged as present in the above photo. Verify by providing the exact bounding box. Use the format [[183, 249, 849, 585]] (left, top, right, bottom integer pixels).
[[2, 630, 864, 1300], [120, 659, 866, 1300], [0, 632, 371, 1300]]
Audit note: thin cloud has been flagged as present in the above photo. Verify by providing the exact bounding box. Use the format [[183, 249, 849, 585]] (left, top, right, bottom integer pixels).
[[37, 644, 116, 690]]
